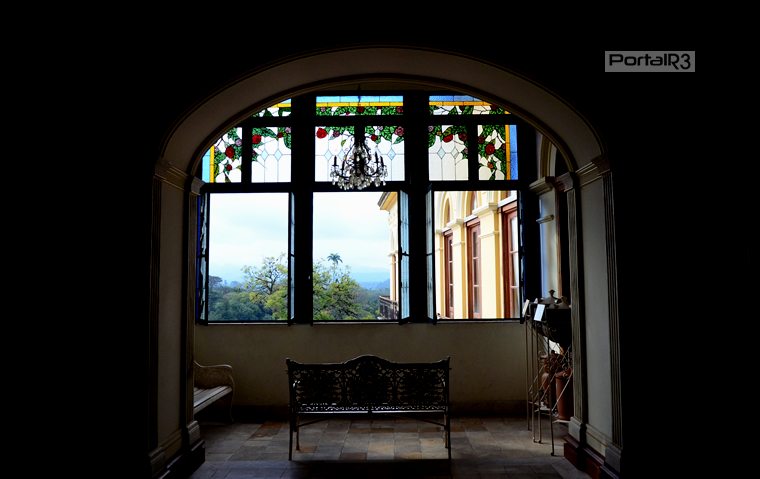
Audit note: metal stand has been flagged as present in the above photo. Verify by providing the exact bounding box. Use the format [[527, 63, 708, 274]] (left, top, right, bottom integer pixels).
[[525, 318, 573, 456]]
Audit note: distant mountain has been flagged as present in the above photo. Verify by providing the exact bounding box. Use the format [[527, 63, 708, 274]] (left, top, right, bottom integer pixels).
[[359, 279, 390, 291]]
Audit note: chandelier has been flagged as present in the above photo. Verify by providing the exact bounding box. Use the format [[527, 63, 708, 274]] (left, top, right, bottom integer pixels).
[[330, 134, 388, 190]]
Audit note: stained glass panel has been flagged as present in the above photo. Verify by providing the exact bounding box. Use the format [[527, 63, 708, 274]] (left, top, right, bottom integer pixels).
[[316, 95, 403, 116], [205, 128, 243, 183], [428, 125, 468, 181], [429, 95, 508, 115], [251, 98, 291, 117], [478, 124, 518, 180], [314, 125, 405, 182], [252, 126, 292, 182]]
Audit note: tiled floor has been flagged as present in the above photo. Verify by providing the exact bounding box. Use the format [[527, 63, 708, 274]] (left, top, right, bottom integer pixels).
[[189, 416, 590, 478]]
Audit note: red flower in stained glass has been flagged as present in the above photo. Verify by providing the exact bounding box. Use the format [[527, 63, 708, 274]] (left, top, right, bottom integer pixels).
[[443, 134, 454, 143], [487, 161, 495, 170], [225, 164, 233, 171], [252, 134, 262, 144], [277, 132, 283, 138], [357, 106, 365, 113], [225, 146, 235, 158], [371, 134, 378, 142], [458, 132, 467, 141], [316, 128, 328, 139], [485, 144, 496, 155], [478, 135, 485, 144]]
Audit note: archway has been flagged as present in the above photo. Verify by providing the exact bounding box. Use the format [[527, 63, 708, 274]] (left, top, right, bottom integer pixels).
[[148, 46, 621, 477]]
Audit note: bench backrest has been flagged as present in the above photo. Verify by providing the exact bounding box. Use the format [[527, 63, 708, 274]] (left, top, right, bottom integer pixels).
[[287, 355, 450, 411]]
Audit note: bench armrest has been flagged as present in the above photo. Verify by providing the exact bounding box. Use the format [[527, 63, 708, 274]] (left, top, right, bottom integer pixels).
[[194, 361, 235, 390]]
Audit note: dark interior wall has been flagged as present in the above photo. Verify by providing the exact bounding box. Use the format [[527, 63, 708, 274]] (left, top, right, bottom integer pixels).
[[101, 38, 710, 475]]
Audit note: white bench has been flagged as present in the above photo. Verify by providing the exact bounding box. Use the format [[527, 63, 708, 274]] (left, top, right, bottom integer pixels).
[[193, 361, 234, 421]]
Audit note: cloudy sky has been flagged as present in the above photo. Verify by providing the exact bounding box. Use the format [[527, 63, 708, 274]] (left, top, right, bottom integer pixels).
[[209, 192, 392, 284]]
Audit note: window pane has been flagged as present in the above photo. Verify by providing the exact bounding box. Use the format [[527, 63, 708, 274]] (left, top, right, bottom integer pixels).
[[433, 191, 516, 319], [205, 128, 243, 183], [315, 126, 404, 182], [429, 95, 509, 115], [251, 126, 291, 182], [313, 192, 397, 320], [208, 193, 289, 321], [478, 124, 518, 180], [428, 125, 468, 181], [251, 98, 291, 117], [316, 96, 403, 116]]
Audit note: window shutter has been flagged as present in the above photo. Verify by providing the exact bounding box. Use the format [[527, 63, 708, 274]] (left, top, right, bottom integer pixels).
[[196, 193, 209, 324], [288, 192, 296, 325], [398, 190, 410, 323], [426, 188, 436, 323]]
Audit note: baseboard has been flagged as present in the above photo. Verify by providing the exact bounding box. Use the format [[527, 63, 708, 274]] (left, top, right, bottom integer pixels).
[[564, 435, 620, 479]]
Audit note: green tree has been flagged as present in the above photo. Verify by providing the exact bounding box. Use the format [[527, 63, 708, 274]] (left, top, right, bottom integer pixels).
[[327, 253, 342, 266], [242, 254, 288, 318]]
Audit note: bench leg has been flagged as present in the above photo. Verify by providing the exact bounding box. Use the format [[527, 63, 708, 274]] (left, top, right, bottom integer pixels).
[[446, 412, 451, 460], [288, 413, 300, 460]]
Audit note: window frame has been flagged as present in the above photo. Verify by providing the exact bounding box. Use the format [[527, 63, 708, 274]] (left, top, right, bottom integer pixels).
[[443, 229, 454, 319], [196, 91, 534, 325], [501, 202, 520, 319], [466, 219, 482, 319]]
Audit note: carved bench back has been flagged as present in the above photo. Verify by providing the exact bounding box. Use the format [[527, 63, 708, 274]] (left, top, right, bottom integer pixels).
[[287, 355, 450, 411]]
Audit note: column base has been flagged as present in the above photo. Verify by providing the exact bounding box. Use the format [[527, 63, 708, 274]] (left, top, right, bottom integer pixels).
[[564, 435, 620, 479]]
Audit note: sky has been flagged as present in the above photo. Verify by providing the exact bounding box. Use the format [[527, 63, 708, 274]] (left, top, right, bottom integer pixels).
[[208, 192, 392, 284]]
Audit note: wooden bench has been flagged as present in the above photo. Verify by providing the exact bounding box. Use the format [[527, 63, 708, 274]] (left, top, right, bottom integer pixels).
[[193, 361, 234, 422], [286, 355, 451, 460]]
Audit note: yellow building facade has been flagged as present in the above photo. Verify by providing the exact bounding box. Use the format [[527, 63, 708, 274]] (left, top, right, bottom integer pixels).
[[379, 190, 519, 320]]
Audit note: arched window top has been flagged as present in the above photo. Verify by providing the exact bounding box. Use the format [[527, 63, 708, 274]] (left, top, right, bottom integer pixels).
[[200, 92, 518, 185], [443, 199, 451, 227], [468, 192, 478, 216]]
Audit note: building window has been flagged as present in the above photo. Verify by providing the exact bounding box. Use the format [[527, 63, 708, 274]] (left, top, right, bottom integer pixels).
[[502, 203, 520, 318], [196, 92, 526, 323], [444, 231, 454, 319], [467, 221, 482, 319]]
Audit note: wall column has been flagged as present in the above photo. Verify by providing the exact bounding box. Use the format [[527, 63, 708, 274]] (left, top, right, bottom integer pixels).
[[555, 172, 589, 449], [597, 157, 623, 476]]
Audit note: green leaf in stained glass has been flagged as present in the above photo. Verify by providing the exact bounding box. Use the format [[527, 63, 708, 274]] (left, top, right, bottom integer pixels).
[[227, 129, 240, 141], [393, 136, 404, 145], [283, 134, 292, 150], [461, 105, 474, 115], [380, 126, 394, 142]]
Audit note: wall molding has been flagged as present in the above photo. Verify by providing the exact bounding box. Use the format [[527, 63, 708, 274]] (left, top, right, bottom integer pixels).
[[576, 161, 601, 187], [148, 177, 162, 459], [553, 172, 576, 193], [148, 429, 183, 476], [529, 176, 555, 195], [155, 162, 190, 191], [603, 173, 623, 449], [585, 423, 612, 458]]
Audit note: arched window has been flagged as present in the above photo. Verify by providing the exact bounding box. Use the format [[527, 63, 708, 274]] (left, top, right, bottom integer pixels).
[[196, 91, 526, 323]]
